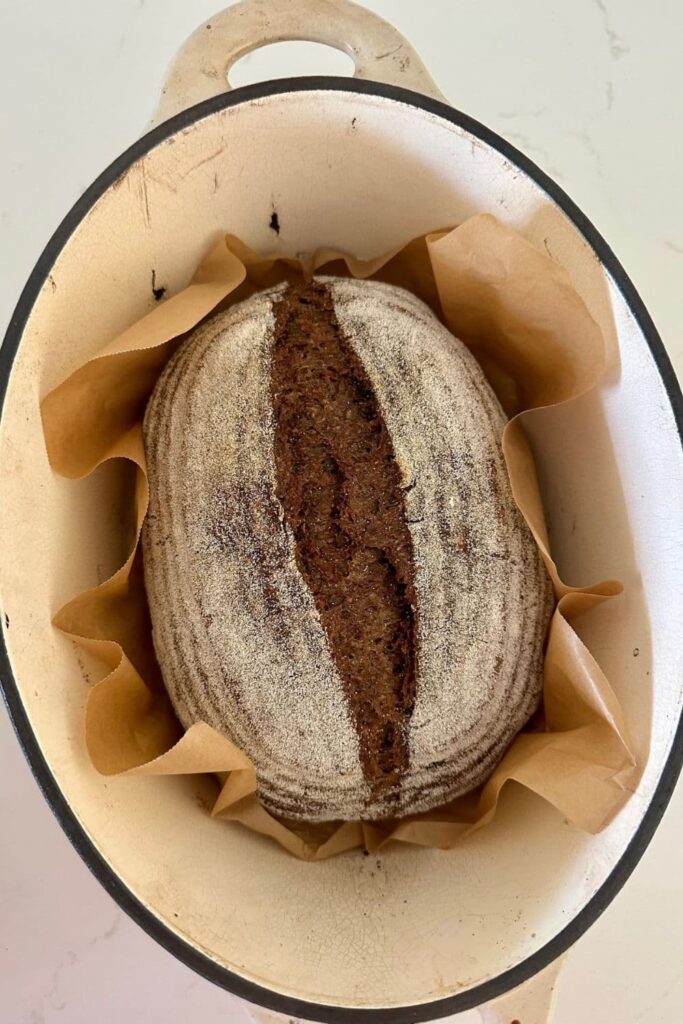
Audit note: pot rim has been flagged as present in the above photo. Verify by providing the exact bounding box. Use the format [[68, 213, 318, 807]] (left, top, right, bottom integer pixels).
[[1, 76, 682, 1023]]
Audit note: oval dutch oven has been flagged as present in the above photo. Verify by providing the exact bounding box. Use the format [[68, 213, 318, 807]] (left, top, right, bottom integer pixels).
[[1, 1, 682, 1021]]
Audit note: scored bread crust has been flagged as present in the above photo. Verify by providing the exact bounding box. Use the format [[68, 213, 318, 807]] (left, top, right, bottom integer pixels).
[[142, 277, 553, 822]]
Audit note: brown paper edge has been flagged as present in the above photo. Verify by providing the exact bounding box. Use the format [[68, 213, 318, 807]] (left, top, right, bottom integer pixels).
[[41, 215, 637, 861]]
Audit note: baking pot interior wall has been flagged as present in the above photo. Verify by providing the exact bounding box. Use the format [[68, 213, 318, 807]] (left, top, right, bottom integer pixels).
[[1, 86, 682, 1012]]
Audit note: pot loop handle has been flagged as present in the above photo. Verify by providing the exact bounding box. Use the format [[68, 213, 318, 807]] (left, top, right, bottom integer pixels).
[[478, 956, 566, 1024], [151, 0, 447, 127]]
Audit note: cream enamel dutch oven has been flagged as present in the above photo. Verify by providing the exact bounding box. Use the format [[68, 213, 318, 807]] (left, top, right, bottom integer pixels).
[[1, 2, 682, 1021]]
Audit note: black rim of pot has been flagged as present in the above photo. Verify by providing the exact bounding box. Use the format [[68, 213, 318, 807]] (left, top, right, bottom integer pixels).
[[1, 77, 682, 1024]]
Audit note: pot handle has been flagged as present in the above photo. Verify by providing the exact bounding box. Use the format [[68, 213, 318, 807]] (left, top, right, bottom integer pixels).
[[478, 956, 566, 1024], [151, 0, 446, 127]]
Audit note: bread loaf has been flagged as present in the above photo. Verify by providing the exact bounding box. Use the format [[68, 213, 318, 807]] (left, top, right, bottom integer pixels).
[[142, 277, 553, 822]]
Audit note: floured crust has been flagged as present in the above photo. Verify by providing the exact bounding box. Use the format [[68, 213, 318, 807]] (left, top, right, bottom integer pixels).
[[142, 277, 553, 821], [330, 279, 552, 811]]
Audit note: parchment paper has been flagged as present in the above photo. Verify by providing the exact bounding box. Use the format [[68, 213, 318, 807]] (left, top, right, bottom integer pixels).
[[41, 214, 636, 860]]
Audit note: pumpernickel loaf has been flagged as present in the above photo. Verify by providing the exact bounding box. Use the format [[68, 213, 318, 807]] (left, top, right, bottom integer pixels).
[[142, 277, 553, 822]]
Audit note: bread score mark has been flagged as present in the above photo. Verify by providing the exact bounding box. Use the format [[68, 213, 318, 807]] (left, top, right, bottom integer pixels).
[[271, 281, 418, 806]]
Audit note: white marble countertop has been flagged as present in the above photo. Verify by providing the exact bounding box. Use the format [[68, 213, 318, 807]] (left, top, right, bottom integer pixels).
[[1, 2, 682, 1021]]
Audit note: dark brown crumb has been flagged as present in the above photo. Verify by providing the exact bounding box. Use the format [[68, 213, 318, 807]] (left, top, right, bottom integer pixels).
[[271, 281, 417, 803]]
